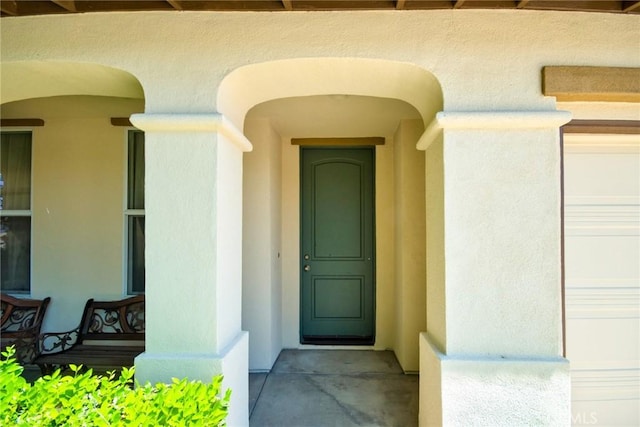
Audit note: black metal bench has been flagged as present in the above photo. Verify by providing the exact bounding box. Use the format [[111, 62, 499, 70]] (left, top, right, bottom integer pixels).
[[34, 295, 145, 374], [1, 293, 51, 364]]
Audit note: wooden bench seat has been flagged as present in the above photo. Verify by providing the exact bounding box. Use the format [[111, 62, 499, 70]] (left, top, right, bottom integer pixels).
[[1, 294, 51, 364], [36, 345, 144, 369], [34, 295, 145, 374]]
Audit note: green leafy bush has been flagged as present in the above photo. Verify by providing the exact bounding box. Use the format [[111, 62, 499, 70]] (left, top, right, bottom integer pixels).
[[0, 346, 231, 426]]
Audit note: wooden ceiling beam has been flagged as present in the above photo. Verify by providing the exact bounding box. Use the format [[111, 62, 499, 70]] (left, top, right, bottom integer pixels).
[[402, 1, 452, 9], [0, 0, 18, 15], [525, 1, 623, 12], [51, 0, 76, 12], [453, 0, 466, 9], [165, 0, 184, 10], [451, 0, 516, 9], [4, 0, 71, 15], [166, 1, 283, 11], [622, 1, 640, 12], [0, 0, 637, 15], [70, 1, 173, 13], [292, 1, 394, 10]]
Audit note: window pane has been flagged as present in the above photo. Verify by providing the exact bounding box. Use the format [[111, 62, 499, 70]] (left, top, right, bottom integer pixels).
[[127, 131, 145, 210], [0, 216, 31, 293], [127, 216, 145, 294], [1, 132, 32, 210]]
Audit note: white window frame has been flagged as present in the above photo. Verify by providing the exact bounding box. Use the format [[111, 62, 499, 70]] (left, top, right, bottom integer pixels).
[[0, 128, 34, 295], [123, 129, 145, 295]]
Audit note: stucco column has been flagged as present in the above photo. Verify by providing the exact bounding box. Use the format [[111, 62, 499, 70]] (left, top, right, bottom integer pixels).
[[129, 113, 252, 427], [417, 111, 572, 426]]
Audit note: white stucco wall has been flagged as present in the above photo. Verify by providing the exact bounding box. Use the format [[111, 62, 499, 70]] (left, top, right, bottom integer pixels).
[[374, 140, 397, 352], [425, 135, 446, 352], [418, 111, 572, 424], [242, 118, 283, 371], [443, 127, 564, 357], [421, 333, 571, 426], [393, 119, 427, 372], [130, 114, 250, 426], [2, 11, 638, 113]]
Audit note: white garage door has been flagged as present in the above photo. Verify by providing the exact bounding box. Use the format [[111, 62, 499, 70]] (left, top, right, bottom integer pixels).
[[564, 133, 640, 427]]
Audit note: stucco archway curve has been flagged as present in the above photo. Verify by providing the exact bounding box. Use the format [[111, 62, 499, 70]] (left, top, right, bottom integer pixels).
[[227, 57, 439, 373], [217, 57, 443, 132], [1, 61, 144, 104]]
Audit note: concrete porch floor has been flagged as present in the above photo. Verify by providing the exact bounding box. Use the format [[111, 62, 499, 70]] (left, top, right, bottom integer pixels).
[[249, 349, 419, 427]]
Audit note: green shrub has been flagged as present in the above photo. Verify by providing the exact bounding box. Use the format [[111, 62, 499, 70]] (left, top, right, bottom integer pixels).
[[0, 346, 231, 426]]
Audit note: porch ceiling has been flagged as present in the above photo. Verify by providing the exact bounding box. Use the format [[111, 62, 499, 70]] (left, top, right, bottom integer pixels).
[[1, 0, 639, 17], [247, 95, 422, 139]]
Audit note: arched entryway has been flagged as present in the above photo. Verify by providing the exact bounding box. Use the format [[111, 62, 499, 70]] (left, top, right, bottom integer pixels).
[[218, 58, 443, 372]]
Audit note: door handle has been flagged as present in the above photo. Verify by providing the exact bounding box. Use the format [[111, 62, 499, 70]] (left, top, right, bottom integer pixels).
[[303, 265, 311, 272]]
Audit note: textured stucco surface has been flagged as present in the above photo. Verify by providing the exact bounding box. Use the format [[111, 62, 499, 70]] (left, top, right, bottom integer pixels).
[[425, 135, 446, 352], [419, 113, 571, 424], [421, 333, 571, 426], [393, 119, 427, 372], [2, 10, 638, 113], [443, 128, 564, 357], [242, 118, 283, 371], [129, 122, 248, 424], [419, 111, 570, 358], [135, 331, 249, 427]]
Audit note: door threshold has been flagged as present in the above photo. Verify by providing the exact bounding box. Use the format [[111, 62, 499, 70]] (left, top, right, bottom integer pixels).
[[301, 336, 374, 346]]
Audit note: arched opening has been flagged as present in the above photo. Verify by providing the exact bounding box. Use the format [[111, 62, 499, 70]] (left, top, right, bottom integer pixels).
[[218, 58, 443, 372], [1, 61, 144, 104], [1, 61, 145, 335], [218, 57, 442, 132]]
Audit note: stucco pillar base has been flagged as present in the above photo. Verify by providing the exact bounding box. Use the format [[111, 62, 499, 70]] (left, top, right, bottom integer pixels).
[[419, 333, 570, 427], [135, 331, 248, 426]]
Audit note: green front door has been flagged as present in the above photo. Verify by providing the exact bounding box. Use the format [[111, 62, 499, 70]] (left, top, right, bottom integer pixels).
[[300, 147, 375, 344]]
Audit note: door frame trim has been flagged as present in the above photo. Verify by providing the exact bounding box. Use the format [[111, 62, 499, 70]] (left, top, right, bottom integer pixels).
[[292, 137, 385, 146], [299, 145, 377, 345]]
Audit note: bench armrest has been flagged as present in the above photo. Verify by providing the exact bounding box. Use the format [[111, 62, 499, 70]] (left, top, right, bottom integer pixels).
[[2, 325, 41, 339], [38, 328, 80, 355]]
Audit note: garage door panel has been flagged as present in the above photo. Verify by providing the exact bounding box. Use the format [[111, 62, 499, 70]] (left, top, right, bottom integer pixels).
[[566, 318, 639, 364], [572, 396, 639, 427], [565, 234, 640, 284], [564, 145, 639, 205], [565, 134, 640, 426]]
